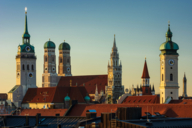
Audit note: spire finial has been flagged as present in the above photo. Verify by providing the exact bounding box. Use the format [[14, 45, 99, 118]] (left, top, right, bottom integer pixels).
[[49, 38, 50, 41], [25, 7, 27, 14], [168, 20, 170, 26], [64, 40, 65, 42], [145, 56, 146, 60]]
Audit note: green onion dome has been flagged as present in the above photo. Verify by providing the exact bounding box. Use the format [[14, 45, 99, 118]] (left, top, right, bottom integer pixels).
[[59, 41, 70, 50], [44, 40, 56, 49], [84, 95, 90, 101], [64, 94, 70, 101], [159, 24, 179, 54]]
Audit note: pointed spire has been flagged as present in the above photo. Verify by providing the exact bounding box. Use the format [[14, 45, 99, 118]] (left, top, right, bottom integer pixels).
[[22, 7, 30, 39], [141, 58, 150, 78], [166, 21, 172, 41], [152, 84, 155, 91], [112, 34, 117, 51], [183, 72, 187, 82]]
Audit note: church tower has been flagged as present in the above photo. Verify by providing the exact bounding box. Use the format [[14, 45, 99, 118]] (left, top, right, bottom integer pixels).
[[159, 23, 179, 104], [182, 73, 187, 97], [141, 58, 152, 95], [107, 35, 124, 104], [8, 8, 37, 107], [58, 41, 72, 76], [42, 39, 58, 87]]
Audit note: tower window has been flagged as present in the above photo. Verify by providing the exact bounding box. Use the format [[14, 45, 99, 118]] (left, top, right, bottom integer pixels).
[[162, 74, 163, 81], [45, 57, 47, 62], [27, 65, 29, 70], [22, 64, 25, 70], [170, 67, 172, 69], [31, 65, 34, 70], [170, 92, 173, 94], [52, 57, 54, 62], [170, 74, 173, 81], [60, 58, 62, 63]]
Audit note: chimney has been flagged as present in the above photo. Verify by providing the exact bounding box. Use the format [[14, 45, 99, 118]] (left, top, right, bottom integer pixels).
[[25, 115, 29, 126], [55, 113, 60, 116], [36, 113, 41, 126]]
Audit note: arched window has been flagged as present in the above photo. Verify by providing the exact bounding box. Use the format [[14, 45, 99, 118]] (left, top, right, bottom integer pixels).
[[31, 65, 34, 70], [22, 64, 25, 70], [162, 74, 163, 81], [27, 65, 29, 70], [170, 74, 173, 81], [60, 58, 62, 63], [45, 57, 47, 62]]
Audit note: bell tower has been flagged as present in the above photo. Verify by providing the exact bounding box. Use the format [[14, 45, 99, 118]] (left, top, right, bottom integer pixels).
[[159, 23, 179, 104], [107, 35, 124, 104], [58, 41, 72, 76], [42, 39, 58, 87]]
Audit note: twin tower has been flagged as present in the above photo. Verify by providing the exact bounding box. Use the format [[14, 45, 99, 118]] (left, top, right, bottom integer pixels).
[[42, 40, 72, 87]]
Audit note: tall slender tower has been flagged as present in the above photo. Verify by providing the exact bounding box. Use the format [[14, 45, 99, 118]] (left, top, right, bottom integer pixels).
[[141, 58, 152, 95], [42, 39, 58, 87], [182, 73, 187, 97], [107, 35, 124, 104], [58, 41, 72, 76], [8, 7, 37, 107], [159, 23, 179, 104]]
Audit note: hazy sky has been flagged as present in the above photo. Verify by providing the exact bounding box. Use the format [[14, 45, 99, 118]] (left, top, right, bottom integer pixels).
[[1, 0, 192, 96]]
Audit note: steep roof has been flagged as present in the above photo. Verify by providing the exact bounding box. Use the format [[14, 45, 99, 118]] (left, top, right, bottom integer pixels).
[[122, 95, 159, 104], [141, 59, 150, 78], [67, 104, 192, 118], [22, 86, 89, 103], [20, 109, 68, 116], [57, 75, 108, 94]]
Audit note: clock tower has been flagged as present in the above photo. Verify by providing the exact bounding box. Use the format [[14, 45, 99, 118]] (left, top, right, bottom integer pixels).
[[58, 41, 72, 76], [107, 35, 124, 104], [159, 23, 179, 104], [8, 8, 37, 107]]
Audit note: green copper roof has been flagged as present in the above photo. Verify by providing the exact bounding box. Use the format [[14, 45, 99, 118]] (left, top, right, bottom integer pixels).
[[22, 13, 30, 38], [64, 94, 70, 101], [18, 44, 35, 53], [59, 41, 70, 50], [8, 85, 20, 93], [84, 95, 90, 101], [159, 24, 179, 55], [44, 40, 56, 49]]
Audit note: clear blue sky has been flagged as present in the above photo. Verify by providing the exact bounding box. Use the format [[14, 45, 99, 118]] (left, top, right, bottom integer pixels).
[[0, 0, 192, 96]]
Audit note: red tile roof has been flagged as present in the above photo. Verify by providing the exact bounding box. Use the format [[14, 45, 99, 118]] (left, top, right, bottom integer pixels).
[[22, 86, 89, 103], [20, 109, 67, 116], [67, 104, 192, 118], [122, 95, 159, 104], [57, 75, 107, 94], [141, 59, 150, 78]]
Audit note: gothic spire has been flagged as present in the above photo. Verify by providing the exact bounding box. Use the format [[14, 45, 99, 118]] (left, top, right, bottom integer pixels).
[[141, 58, 150, 78], [166, 21, 172, 41], [112, 34, 117, 51]]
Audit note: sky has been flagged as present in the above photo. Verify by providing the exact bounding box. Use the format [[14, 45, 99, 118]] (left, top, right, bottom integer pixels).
[[0, 0, 192, 96]]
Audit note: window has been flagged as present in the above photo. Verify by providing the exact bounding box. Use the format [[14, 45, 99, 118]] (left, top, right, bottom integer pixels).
[[67, 59, 70, 63], [170, 92, 173, 94], [60, 58, 62, 63], [162, 74, 163, 81], [31, 65, 34, 70], [27, 65, 29, 70], [22, 64, 25, 70], [52, 57, 54, 62], [170, 74, 173, 81], [45, 57, 47, 62], [170, 67, 172, 69]]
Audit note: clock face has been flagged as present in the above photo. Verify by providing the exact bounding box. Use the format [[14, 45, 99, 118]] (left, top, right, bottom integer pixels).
[[25, 46, 31, 52], [67, 67, 70, 72], [169, 59, 175, 66], [28, 72, 33, 78]]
